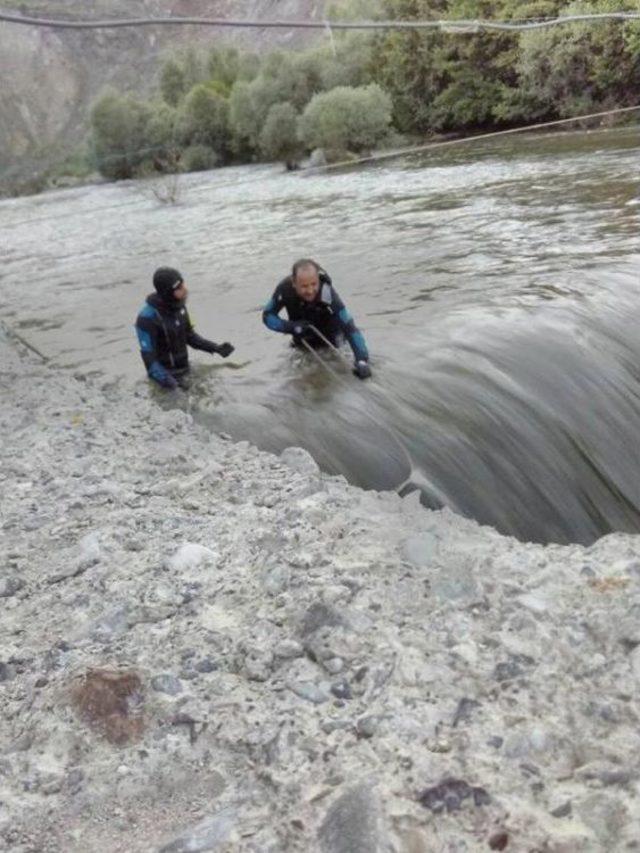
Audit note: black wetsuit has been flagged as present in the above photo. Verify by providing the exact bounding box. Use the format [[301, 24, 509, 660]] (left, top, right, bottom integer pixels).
[[262, 275, 369, 362], [134, 293, 219, 388]]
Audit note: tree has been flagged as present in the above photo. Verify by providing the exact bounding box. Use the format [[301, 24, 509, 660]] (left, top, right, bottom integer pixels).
[[145, 102, 181, 172], [229, 76, 281, 152], [182, 144, 219, 172], [259, 102, 302, 165], [516, 0, 640, 117], [299, 84, 393, 152], [90, 90, 152, 179], [160, 59, 187, 107], [178, 84, 230, 158]]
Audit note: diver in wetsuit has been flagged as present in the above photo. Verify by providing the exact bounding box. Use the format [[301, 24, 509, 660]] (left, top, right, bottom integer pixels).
[[135, 267, 234, 390], [262, 258, 371, 379]]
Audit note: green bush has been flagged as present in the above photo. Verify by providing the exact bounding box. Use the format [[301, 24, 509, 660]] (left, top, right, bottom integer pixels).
[[90, 90, 152, 179], [299, 84, 393, 153], [259, 102, 302, 163], [160, 59, 187, 107], [182, 144, 219, 172], [145, 102, 181, 169], [229, 77, 280, 151], [517, 0, 640, 117], [178, 84, 230, 157]]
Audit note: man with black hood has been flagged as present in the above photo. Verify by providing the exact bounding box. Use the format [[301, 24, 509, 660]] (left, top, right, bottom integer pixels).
[[135, 267, 234, 390]]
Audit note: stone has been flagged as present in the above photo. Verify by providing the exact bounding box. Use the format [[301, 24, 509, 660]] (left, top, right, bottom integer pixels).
[[151, 674, 183, 696], [167, 543, 218, 572], [418, 778, 490, 813], [318, 783, 387, 853], [263, 564, 290, 596], [195, 658, 218, 674], [452, 698, 480, 727], [300, 602, 345, 637], [274, 640, 304, 660], [159, 807, 238, 853], [0, 662, 15, 682], [72, 669, 145, 745], [330, 680, 352, 701], [488, 831, 509, 850], [550, 800, 572, 818], [287, 681, 330, 704], [404, 533, 440, 568], [321, 719, 352, 734], [576, 792, 630, 843], [0, 576, 24, 598], [280, 446, 320, 477], [493, 655, 534, 682], [356, 715, 380, 739], [323, 657, 344, 675]]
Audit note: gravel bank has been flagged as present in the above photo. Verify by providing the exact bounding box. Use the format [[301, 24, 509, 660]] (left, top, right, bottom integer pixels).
[[1, 329, 639, 852]]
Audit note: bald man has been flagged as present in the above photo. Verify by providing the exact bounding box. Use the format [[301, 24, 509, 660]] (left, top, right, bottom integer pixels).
[[262, 258, 371, 379]]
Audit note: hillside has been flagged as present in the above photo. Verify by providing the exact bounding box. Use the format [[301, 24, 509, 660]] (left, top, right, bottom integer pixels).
[[0, 0, 325, 191]]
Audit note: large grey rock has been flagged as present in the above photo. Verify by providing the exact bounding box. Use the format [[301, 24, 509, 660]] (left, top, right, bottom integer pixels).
[[318, 783, 387, 853], [158, 807, 237, 852], [280, 446, 320, 477], [404, 532, 440, 568]]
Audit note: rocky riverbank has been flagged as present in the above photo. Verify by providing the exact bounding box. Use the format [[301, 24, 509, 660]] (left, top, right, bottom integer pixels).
[[1, 328, 639, 852]]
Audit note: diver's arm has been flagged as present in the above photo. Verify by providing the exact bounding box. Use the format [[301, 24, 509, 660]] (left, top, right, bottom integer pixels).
[[135, 317, 177, 389]]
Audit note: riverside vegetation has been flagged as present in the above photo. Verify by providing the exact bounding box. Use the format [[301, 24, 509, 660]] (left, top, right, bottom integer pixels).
[[85, 0, 640, 181]]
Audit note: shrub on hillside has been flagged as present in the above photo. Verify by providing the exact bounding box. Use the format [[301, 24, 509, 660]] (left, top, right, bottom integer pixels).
[[178, 85, 230, 157], [299, 84, 392, 153], [182, 144, 219, 172], [259, 102, 302, 165], [90, 91, 152, 180]]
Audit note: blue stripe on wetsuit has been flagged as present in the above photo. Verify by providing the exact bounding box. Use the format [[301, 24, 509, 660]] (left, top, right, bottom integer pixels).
[[338, 307, 369, 362], [135, 309, 174, 387], [263, 296, 289, 333]]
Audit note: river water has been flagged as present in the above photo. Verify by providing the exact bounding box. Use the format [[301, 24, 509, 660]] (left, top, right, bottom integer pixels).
[[2, 127, 639, 544]]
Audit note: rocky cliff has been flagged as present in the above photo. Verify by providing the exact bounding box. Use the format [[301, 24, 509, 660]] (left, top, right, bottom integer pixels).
[[0, 1, 325, 190]]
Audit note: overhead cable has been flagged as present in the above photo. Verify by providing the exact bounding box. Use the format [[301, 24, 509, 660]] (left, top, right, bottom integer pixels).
[[0, 10, 639, 32]]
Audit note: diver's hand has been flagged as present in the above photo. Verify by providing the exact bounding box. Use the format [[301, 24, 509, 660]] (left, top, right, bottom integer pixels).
[[214, 342, 235, 358], [291, 321, 311, 337], [353, 360, 372, 380]]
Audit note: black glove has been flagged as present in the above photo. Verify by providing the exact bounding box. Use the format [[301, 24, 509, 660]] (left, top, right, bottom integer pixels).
[[214, 342, 234, 358], [353, 360, 372, 380], [291, 321, 311, 337]]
